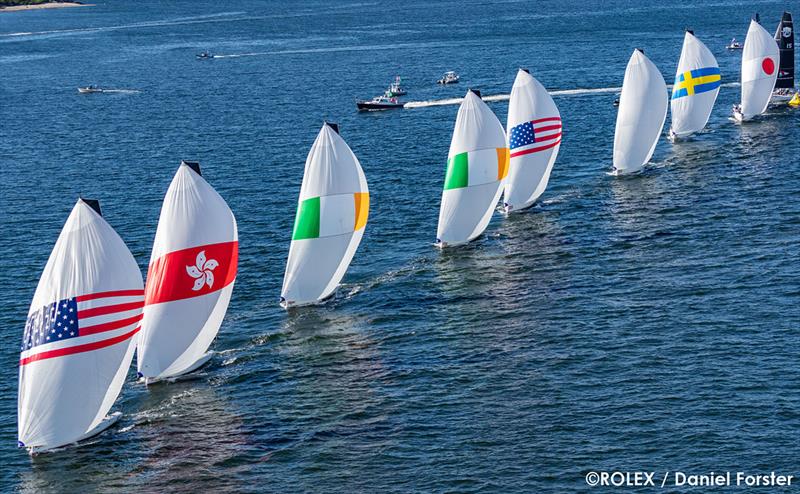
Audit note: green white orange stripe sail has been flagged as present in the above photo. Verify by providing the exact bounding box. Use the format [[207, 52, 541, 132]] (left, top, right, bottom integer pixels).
[[436, 90, 508, 246], [281, 123, 369, 307]]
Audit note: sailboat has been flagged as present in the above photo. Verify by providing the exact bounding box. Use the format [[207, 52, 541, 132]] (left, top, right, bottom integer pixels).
[[669, 31, 721, 140], [772, 11, 795, 102], [137, 161, 238, 384], [732, 17, 780, 122], [503, 69, 561, 213], [18, 199, 143, 453], [436, 89, 508, 245], [612, 49, 668, 175], [280, 123, 369, 307]]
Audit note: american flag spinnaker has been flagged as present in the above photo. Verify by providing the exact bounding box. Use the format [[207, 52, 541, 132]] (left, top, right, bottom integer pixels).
[[436, 89, 508, 246], [281, 123, 369, 307], [504, 69, 561, 213], [137, 162, 238, 383], [18, 199, 143, 453], [612, 49, 668, 175]]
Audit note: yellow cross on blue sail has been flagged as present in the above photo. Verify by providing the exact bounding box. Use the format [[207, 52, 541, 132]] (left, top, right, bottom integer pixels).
[[672, 67, 721, 99]]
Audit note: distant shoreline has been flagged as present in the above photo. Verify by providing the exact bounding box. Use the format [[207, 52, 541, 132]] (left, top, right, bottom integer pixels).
[[0, 2, 92, 12]]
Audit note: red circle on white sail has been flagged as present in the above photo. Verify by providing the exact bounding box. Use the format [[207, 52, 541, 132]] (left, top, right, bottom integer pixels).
[[762, 58, 775, 75]]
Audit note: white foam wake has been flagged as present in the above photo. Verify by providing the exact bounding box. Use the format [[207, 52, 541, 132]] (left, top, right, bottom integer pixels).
[[403, 86, 622, 108]]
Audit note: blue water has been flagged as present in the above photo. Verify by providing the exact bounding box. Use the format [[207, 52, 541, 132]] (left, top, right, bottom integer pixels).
[[1, 0, 799, 492]]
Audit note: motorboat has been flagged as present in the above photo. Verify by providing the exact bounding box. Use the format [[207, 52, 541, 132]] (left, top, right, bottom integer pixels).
[[196, 51, 213, 60], [356, 94, 404, 111], [386, 76, 407, 96], [78, 85, 103, 94], [437, 71, 460, 84], [726, 37, 743, 49]]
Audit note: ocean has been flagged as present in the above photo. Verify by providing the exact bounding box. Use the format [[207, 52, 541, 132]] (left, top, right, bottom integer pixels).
[[0, 0, 798, 492]]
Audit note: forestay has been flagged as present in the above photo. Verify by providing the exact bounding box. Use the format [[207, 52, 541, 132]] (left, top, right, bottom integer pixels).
[[437, 90, 508, 245], [738, 19, 780, 120], [138, 162, 238, 382], [18, 199, 142, 452], [504, 69, 561, 212], [670, 32, 720, 138], [613, 49, 668, 174], [281, 123, 369, 307]]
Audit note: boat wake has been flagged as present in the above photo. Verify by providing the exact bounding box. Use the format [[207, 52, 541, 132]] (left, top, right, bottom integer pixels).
[[98, 89, 141, 94], [404, 87, 622, 108], [404, 82, 742, 109]]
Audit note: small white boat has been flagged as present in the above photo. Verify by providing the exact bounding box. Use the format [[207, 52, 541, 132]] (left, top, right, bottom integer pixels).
[[437, 71, 460, 85], [726, 38, 743, 50], [78, 85, 103, 94], [733, 17, 779, 122], [196, 51, 213, 60], [386, 76, 407, 96], [280, 123, 369, 308], [612, 49, 668, 175], [18, 198, 143, 453], [436, 89, 508, 246]]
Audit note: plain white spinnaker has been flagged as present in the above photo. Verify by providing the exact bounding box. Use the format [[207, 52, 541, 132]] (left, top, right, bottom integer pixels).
[[281, 123, 369, 307], [504, 69, 561, 212], [437, 90, 509, 245], [670, 31, 721, 138], [138, 161, 238, 383], [613, 49, 668, 174], [736, 19, 780, 121], [18, 199, 143, 453]]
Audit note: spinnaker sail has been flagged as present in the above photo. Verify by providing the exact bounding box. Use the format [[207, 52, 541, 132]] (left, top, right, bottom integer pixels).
[[437, 89, 508, 245], [613, 49, 668, 174], [504, 69, 561, 212], [281, 123, 369, 307], [734, 18, 780, 121], [774, 11, 795, 90], [18, 199, 142, 453], [138, 161, 238, 383], [670, 31, 720, 139]]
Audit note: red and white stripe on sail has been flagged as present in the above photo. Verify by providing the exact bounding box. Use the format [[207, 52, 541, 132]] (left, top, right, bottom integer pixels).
[[503, 69, 563, 213], [18, 198, 143, 452], [19, 289, 143, 366], [137, 162, 238, 382], [508, 117, 562, 158]]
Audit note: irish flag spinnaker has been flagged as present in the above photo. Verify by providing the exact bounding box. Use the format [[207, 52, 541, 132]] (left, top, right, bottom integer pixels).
[[437, 89, 508, 246], [281, 123, 369, 307]]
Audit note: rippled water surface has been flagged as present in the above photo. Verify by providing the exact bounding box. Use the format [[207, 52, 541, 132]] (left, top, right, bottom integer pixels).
[[1, 0, 799, 492]]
